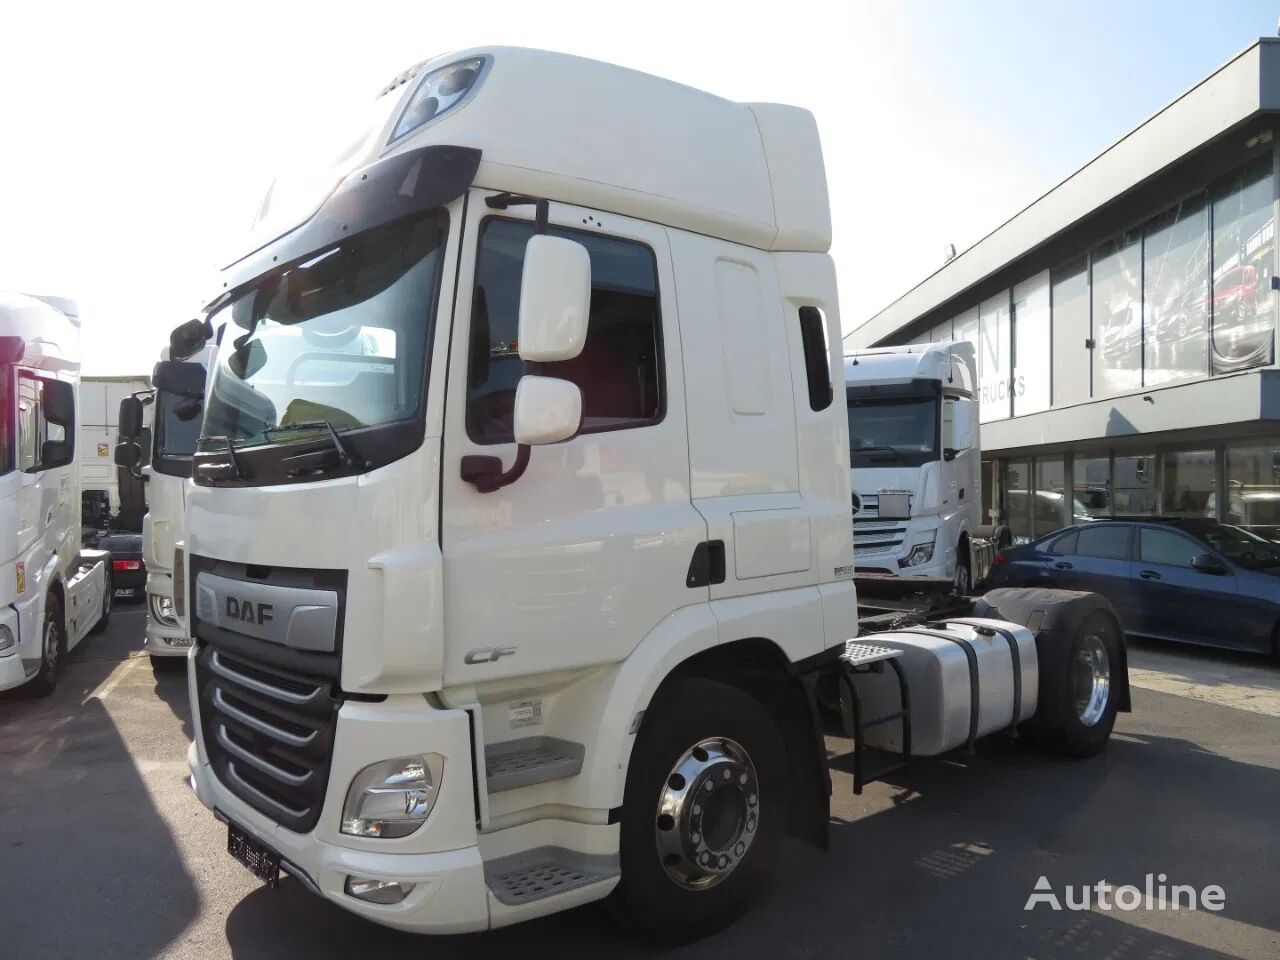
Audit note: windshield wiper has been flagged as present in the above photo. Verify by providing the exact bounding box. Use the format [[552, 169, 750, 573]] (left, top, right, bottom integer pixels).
[[265, 420, 365, 469], [855, 444, 909, 463], [196, 435, 245, 480]]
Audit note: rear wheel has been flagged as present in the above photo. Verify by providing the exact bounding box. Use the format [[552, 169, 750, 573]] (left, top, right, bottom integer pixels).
[[610, 677, 786, 943], [1035, 610, 1120, 757], [953, 554, 972, 596], [28, 594, 65, 698]]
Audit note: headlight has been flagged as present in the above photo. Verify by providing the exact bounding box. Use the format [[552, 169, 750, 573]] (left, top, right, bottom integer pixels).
[[149, 593, 180, 627], [341, 754, 444, 839], [0, 623, 14, 656], [389, 57, 487, 143], [902, 536, 937, 568]]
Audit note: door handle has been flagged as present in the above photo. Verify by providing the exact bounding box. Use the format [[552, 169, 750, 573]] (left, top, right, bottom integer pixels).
[[1053, 561, 1073, 570], [1139, 569, 1162, 581]]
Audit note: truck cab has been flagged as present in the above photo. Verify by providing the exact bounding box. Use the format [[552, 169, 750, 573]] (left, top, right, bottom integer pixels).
[[844, 342, 982, 590], [116, 347, 210, 668], [0, 293, 111, 696]]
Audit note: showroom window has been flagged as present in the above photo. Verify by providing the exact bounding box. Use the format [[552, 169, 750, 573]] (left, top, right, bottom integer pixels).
[[1223, 441, 1280, 537], [1211, 156, 1276, 375], [1005, 459, 1032, 543], [1143, 196, 1209, 386], [1091, 232, 1143, 398], [1161, 448, 1216, 518], [1034, 457, 1067, 537], [1074, 455, 1112, 520], [1013, 272, 1051, 416], [978, 292, 1011, 423], [1051, 257, 1091, 406], [1112, 453, 1157, 515]]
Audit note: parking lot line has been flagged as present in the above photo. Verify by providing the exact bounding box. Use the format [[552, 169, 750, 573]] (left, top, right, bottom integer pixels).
[[82, 655, 141, 705]]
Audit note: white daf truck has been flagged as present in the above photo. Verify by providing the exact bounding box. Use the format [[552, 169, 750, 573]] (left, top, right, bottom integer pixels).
[[0, 293, 112, 697], [168, 48, 1130, 941], [844, 342, 997, 593], [115, 347, 209, 669]]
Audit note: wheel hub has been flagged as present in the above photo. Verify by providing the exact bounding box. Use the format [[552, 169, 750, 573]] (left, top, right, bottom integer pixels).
[[655, 737, 759, 890], [43, 619, 59, 672], [1073, 633, 1111, 727]]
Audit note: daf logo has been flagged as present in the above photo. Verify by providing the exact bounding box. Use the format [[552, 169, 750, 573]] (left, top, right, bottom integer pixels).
[[226, 596, 274, 626], [464, 645, 517, 665]]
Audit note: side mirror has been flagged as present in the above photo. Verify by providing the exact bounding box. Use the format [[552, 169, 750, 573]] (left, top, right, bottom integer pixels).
[[514, 376, 582, 445], [517, 235, 591, 362], [170, 318, 210, 361], [153, 360, 207, 400], [1191, 553, 1228, 575], [41, 439, 72, 469], [42, 378, 75, 430], [115, 442, 143, 469], [118, 396, 145, 439]]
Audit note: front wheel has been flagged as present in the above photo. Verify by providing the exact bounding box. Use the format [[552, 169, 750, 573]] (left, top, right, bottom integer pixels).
[[28, 594, 65, 698], [610, 677, 787, 943], [953, 556, 972, 596]]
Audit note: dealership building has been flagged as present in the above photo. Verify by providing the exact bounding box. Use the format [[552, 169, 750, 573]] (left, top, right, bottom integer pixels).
[[847, 38, 1280, 544]]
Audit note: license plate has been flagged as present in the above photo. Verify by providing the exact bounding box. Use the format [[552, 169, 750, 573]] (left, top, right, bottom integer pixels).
[[227, 820, 281, 887]]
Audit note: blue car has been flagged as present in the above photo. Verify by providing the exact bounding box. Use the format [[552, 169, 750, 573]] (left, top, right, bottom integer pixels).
[[987, 518, 1280, 657]]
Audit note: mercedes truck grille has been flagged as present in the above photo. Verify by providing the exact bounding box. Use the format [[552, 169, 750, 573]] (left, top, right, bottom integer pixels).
[[196, 643, 341, 833]]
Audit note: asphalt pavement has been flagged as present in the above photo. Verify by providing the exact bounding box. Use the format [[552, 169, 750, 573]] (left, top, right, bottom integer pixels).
[[1, 608, 1277, 959]]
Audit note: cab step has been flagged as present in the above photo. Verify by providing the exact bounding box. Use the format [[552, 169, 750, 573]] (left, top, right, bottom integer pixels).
[[834, 641, 913, 795], [485, 736, 585, 794], [484, 847, 618, 905]]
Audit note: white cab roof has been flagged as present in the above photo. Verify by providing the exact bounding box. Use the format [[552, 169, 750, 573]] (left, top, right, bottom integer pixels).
[[844, 341, 976, 386], [381, 47, 831, 253], [0, 291, 81, 373]]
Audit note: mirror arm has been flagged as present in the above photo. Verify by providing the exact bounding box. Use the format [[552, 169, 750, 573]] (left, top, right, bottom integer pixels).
[[460, 444, 531, 493], [485, 193, 550, 234]]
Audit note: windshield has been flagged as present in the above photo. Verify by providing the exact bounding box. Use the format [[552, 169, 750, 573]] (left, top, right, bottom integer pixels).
[[1184, 520, 1280, 569], [847, 388, 939, 468], [202, 210, 447, 448], [153, 389, 203, 477]]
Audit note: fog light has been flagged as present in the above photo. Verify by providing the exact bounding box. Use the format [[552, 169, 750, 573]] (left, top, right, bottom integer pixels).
[[341, 754, 444, 838], [345, 876, 415, 904], [0, 623, 13, 656], [150, 593, 180, 627], [902, 538, 936, 568]]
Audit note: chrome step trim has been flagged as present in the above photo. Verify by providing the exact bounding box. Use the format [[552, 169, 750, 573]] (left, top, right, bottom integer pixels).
[[214, 688, 317, 747]]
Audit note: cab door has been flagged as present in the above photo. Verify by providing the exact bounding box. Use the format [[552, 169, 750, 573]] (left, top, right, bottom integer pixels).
[[438, 193, 707, 684]]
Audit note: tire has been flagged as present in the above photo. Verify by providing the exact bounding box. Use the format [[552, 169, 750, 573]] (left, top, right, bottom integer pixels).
[[1031, 610, 1121, 757], [28, 593, 65, 698], [953, 555, 972, 597], [89, 573, 112, 634], [610, 677, 787, 943]]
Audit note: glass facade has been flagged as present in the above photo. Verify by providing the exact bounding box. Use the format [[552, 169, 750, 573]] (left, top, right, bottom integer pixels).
[[906, 155, 1276, 415], [1092, 233, 1144, 398], [1161, 449, 1216, 517], [1143, 197, 1209, 386], [1005, 459, 1032, 543], [1112, 454, 1157, 515], [1013, 272, 1051, 415], [1223, 441, 1280, 538], [1073, 456, 1112, 519], [1033, 457, 1067, 536]]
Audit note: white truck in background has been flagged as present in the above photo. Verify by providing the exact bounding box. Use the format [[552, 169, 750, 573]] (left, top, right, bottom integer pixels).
[[163, 48, 1129, 941], [0, 293, 112, 697], [79, 374, 150, 529], [844, 342, 997, 593], [115, 347, 210, 670]]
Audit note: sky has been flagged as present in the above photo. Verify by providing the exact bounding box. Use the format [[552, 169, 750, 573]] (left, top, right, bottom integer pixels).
[[2, 1, 1278, 374]]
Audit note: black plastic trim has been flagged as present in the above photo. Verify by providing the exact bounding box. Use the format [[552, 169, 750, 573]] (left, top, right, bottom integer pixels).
[[686, 540, 726, 588]]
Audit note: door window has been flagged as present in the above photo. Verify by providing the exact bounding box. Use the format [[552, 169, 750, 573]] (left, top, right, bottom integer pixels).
[[1050, 531, 1079, 555], [16, 376, 41, 472], [1076, 524, 1132, 560], [467, 217, 663, 444], [1138, 528, 1199, 567]]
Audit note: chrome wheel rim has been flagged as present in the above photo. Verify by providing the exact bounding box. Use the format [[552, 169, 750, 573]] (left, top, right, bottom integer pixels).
[[43, 618, 59, 674], [1073, 634, 1111, 726], [655, 737, 759, 890]]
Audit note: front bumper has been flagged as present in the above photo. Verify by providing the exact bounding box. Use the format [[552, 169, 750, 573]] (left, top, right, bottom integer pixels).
[[143, 598, 192, 658], [0, 604, 32, 692], [186, 657, 490, 933]]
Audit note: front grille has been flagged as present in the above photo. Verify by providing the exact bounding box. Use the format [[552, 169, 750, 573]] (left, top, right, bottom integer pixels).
[[196, 642, 341, 833], [852, 517, 907, 557]]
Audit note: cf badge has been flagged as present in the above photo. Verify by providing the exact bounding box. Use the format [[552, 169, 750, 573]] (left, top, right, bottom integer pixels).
[[464, 645, 517, 665]]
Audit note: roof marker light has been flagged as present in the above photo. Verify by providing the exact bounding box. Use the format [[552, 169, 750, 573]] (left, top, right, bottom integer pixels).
[[389, 57, 487, 144]]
